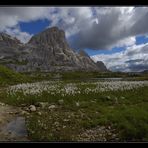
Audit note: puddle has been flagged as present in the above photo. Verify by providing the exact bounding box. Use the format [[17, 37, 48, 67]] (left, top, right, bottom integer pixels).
[[3, 116, 28, 137]]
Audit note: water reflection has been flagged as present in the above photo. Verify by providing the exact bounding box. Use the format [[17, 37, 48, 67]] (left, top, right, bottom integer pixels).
[[4, 117, 27, 137]]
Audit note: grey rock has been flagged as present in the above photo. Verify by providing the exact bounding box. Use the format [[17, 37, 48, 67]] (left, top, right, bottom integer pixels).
[[29, 105, 36, 112], [36, 102, 49, 108], [48, 105, 56, 110], [95, 61, 109, 72], [0, 27, 108, 72]]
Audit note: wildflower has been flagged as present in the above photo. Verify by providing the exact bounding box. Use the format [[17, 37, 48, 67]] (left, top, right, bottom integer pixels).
[[76, 102, 80, 107]]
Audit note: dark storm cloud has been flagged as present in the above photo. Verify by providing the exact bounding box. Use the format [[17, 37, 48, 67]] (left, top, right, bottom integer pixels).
[[125, 59, 143, 64], [0, 7, 148, 50], [111, 63, 148, 72], [125, 58, 148, 72], [128, 63, 148, 72], [69, 9, 122, 50], [130, 9, 148, 36], [70, 7, 148, 50]]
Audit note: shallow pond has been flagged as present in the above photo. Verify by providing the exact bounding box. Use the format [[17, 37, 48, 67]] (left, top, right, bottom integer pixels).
[[2, 116, 28, 140]]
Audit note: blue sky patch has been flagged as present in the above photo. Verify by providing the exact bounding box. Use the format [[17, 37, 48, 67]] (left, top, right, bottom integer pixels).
[[19, 19, 50, 35], [84, 46, 126, 56], [136, 35, 148, 45]]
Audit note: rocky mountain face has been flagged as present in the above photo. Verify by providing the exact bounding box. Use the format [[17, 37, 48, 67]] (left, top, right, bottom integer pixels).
[[96, 61, 108, 72], [0, 33, 22, 56], [0, 27, 108, 72]]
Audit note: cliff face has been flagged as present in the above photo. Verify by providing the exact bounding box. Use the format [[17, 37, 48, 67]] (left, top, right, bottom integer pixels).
[[0, 27, 108, 72], [0, 33, 22, 56], [96, 61, 108, 71]]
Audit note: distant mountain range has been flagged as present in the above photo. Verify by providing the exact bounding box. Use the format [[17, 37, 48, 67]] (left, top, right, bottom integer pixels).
[[0, 27, 108, 72]]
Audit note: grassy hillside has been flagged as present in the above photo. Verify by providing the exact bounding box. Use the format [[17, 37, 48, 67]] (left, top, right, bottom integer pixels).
[[0, 65, 28, 85]]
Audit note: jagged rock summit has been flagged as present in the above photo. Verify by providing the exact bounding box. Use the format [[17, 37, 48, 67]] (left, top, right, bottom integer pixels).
[[0, 27, 108, 72], [0, 33, 22, 46], [96, 61, 108, 71]]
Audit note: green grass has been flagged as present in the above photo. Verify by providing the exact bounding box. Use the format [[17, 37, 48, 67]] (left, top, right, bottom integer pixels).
[[60, 71, 125, 79], [0, 67, 148, 141], [99, 103, 148, 141], [22, 71, 148, 82], [23, 86, 148, 141], [22, 72, 53, 82], [0, 79, 148, 141], [0, 65, 29, 85], [26, 86, 148, 141]]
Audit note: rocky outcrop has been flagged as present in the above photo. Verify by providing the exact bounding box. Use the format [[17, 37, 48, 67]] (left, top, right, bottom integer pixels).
[[0, 27, 108, 72], [0, 33, 24, 66], [96, 61, 108, 71], [0, 33, 22, 47]]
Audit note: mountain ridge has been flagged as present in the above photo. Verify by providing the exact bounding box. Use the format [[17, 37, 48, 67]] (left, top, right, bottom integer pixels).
[[0, 27, 108, 72]]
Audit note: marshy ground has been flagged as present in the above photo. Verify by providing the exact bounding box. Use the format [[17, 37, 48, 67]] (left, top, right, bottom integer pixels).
[[0, 67, 148, 142]]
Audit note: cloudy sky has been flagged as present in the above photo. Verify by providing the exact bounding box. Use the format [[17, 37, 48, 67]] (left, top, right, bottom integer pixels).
[[0, 7, 148, 72]]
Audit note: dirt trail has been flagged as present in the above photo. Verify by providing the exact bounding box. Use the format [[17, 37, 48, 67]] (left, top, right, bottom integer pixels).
[[0, 102, 29, 142]]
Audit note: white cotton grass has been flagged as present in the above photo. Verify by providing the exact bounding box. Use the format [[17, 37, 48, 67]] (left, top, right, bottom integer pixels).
[[83, 81, 148, 94], [6, 80, 148, 97]]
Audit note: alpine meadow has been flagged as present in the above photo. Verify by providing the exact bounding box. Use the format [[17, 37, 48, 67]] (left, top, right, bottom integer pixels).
[[0, 7, 148, 142]]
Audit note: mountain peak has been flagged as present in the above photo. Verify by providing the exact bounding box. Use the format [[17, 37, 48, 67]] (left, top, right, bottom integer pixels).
[[28, 26, 69, 48], [0, 32, 22, 46], [0, 32, 14, 41], [96, 61, 108, 71], [44, 26, 60, 32], [0, 27, 108, 72], [78, 49, 90, 57]]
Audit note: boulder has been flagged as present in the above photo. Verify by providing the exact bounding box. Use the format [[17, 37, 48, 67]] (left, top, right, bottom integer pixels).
[[29, 105, 36, 112]]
